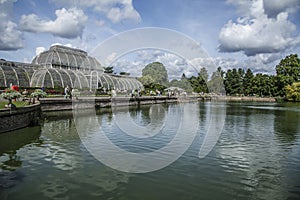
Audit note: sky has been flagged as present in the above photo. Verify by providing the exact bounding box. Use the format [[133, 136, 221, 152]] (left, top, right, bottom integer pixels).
[[0, 0, 300, 79]]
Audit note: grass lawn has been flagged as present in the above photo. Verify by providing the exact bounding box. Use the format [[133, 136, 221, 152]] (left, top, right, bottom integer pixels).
[[0, 101, 30, 109]]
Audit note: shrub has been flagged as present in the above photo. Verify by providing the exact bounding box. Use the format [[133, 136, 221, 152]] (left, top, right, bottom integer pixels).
[[31, 89, 47, 99], [1, 88, 22, 104]]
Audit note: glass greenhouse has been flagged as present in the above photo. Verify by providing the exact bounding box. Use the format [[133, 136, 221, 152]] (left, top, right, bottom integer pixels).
[[89, 72, 144, 91], [32, 45, 103, 71], [30, 68, 89, 89], [0, 60, 33, 88], [0, 45, 144, 91]]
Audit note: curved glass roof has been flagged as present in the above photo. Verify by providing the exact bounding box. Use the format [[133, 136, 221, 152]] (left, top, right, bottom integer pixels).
[[30, 69, 143, 91], [0, 60, 31, 87], [32, 45, 103, 71], [30, 68, 89, 89], [90, 72, 144, 91], [1, 46, 144, 91]]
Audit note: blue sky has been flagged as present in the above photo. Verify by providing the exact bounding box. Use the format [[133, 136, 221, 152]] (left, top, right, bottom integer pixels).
[[0, 0, 300, 78]]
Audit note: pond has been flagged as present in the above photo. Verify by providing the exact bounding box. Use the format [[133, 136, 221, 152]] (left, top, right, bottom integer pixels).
[[0, 102, 299, 200]]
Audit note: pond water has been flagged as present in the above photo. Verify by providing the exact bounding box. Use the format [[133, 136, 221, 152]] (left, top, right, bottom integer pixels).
[[0, 102, 299, 200]]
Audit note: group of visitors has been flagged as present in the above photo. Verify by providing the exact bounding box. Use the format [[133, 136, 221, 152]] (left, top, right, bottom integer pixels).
[[131, 89, 141, 97]]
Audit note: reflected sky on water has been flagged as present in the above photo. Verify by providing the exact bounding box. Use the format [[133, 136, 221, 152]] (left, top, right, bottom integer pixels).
[[0, 102, 299, 200]]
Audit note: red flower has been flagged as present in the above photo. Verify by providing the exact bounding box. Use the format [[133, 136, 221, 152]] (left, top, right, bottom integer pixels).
[[11, 85, 19, 91]]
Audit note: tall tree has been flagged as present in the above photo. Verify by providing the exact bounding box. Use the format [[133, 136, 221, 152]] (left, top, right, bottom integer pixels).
[[275, 54, 300, 96], [199, 67, 209, 82], [188, 67, 209, 93], [243, 68, 254, 96], [224, 68, 244, 95], [207, 67, 225, 94], [252, 73, 274, 97]]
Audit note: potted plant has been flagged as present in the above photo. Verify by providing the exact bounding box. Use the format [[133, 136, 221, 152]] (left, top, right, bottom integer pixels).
[[31, 89, 47, 103], [0, 88, 22, 108]]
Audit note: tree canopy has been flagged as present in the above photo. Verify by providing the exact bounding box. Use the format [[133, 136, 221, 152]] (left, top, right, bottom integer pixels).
[[285, 82, 300, 101], [142, 62, 169, 86], [137, 54, 300, 99], [275, 54, 300, 96], [103, 66, 114, 74]]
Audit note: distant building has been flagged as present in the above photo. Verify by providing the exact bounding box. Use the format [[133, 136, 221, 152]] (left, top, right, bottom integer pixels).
[[0, 45, 143, 91]]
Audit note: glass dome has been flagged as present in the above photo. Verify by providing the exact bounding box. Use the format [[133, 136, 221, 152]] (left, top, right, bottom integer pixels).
[[1, 46, 144, 91], [32, 45, 103, 71]]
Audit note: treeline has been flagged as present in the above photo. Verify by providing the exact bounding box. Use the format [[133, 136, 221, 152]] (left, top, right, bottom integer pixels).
[[139, 54, 300, 99], [207, 54, 300, 97]]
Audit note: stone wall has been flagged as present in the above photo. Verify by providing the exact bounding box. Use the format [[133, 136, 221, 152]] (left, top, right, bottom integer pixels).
[[39, 96, 179, 112], [221, 96, 276, 102], [0, 104, 41, 133]]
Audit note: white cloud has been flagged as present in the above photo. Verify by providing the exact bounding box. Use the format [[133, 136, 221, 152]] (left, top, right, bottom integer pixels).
[[0, 0, 23, 50], [227, 0, 300, 17], [64, 43, 74, 48], [110, 50, 200, 80], [263, 0, 300, 18], [191, 55, 280, 75], [33, 43, 78, 60], [242, 56, 275, 74], [35, 47, 46, 56], [255, 53, 282, 64], [219, 0, 300, 56], [108, 49, 283, 78], [113, 59, 143, 77], [50, 43, 77, 49], [95, 20, 105, 27], [20, 8, 88, 39], [105, 52, 118, 65], [50, 0, 141, 23], [106, 2, 141, 23], [190, 57, 224, 76]]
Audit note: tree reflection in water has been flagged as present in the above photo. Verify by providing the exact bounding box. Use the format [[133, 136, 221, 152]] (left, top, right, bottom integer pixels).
[[273, 104, 300, 145]]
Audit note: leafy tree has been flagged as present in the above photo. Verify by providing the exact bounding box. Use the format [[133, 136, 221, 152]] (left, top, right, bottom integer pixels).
[[104, 66, 114, 74], [252, 74, 273, 97], [269, 75, 277, 97], [199, 67, 209, 82], [243, 68, 254, 96], [188, 74, 208, 93], [139, 74, 166, 93], [237, 68, 245, 94], [120, 72, 130, 76], [139, 75, 155, 86], [285, 82, 300, 101], [169, 78, 193, 92], [275, 54, 300, 96], [186, 67, 209, 93], [142, 62, 169, 86], [224, 68, 244, 95], [207, 67, 225, 94], [169, 79, 180, 87]]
